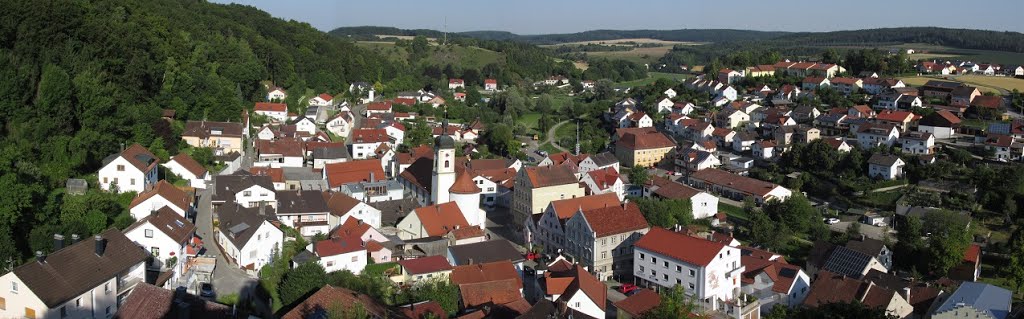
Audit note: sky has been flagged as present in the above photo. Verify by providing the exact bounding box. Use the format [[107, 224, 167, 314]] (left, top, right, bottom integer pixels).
[[213, 0, 1024, 34]]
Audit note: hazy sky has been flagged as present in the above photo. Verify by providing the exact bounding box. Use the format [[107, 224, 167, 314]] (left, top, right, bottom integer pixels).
[[213, 0, 1024, 34]]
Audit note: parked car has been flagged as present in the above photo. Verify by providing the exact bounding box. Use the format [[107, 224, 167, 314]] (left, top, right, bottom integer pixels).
[[825, 218, 840, 225], [200, 282, 215, 298], [617, 283, 638, 294]]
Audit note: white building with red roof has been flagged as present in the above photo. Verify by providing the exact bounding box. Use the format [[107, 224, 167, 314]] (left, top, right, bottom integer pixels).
[[349, 128, 392, 159], [254, 102, 288, 122], [634, 227, 743, 310], [448, 78, 465, 90], [564, 201, 650, 281], [99, 143, 159, 194], [580, 167, 624, 200], [308, 93, 334, 107], [162, 153, 209, 189], [686, 169, 791, 205], [484, 79, 498, 91], [267, 86, 287, 101], [312, 235, 367, 274], [740, 246, 811, 312]]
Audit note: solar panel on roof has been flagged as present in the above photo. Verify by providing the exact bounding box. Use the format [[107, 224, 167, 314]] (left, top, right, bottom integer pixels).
[[229, 222, 250, 234]]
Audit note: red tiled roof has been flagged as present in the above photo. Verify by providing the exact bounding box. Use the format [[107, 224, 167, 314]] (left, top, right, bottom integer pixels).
[[317, 93, 333, 102], [548, 193, 621, 221], [875, 110, 916, 122], [648, 176, 701, 199], [351, 128, 390, 144], [129, 180, 193, 212], [618, 130, 675, 150], [450, 225, 485, 240], [830, 77, 862, 85], [579, 202, 649, 237], [397, 255, 453, 275], [451, 260, 522, 287], [484, 79, 497, 84], [249, 167, 284, 183], [412, 202, 469, 237], [392, 98, 416, 106], [399, 301, 446, 319], [613, 289, 661, 317], [544, 264, 607, 311], [971, 95, 1003, 109], [636, 227, 726, 267], [322, 192, 362, 217], [964, 244, 981, 264], [742, 256, 802, 294], [459, 278, 523, 308], [689, 169, 785, 197], [257, 138, 303, 157], [314, 236, 366, 257], [330, 217, 372, 238], [523, 165, 578, 188], [254, 102, 287, 112], [366, 101, 392, 111], [282, 285, 389, 319], [324, 159, 386, 188], [449, 78, 465, 84], [168, 153, 207, 177]]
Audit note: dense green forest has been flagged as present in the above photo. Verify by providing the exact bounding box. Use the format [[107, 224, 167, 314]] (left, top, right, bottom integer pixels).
[[769, 27, 1024, 53], [0, 0, 397, 265]]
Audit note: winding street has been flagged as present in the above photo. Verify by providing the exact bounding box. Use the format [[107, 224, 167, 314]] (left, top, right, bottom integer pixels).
[[543, 120, 571, 152]]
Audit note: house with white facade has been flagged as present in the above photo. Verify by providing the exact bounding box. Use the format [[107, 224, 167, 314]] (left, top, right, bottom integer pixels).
[[656, 98, 675, 113], [635, 227, 744, 311], [740, 246, 811, 312], [216, 203, 283, 273], [211, 171, 277, 208], [163, 153, 209, 189], [856, 123, 900, 149], [536, 260, 607, 319], [254, 102, 288, 122], [311, 235, 367, 274], [349, 128, 392, 160], [561, 202, 650, 281], [752, 140, 777, 160], [326, 111, 355, 138], [0, 229, 147, 319], [899, 132, 935, 155], [580, 167, 625, 201], [99, 144, 159, 194], [127, 180, 194, 220], [868, 154, 905, 180], [308, 93, 334, 107], [124, 206, 196, 281], [675, 148, 721, 172], [644, 176, 719, 220], [276, 190, 332, 237], [255, 138, 305, 168], [291, 117, 318, 135], [664, 88, 677, 99], [267, 87, 287, 101], [448, 78, 465, 90]]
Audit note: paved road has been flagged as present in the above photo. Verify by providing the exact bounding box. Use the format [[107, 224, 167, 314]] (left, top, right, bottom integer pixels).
[[542, 120, 571, 152], [869, 184, 908, 193], [828, 221, 894, 242]]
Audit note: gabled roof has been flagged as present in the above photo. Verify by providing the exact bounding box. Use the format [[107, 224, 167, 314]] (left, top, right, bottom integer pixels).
[[103, 143, 159, 172], [636, 227, 726, 267], [254, 102, 287, 112], [451, 260, 522, 287], [821, 246, 875, 278], [324, 159, 386, 188], [314, 235, 366, 257], [588, 152, 618, 167], [257, 138, 304, 157], [522, 165, 578, 188], [277, 190, 329, 215], [613, 289, 661, 317], [741, 256, 802, 294], [868, 153, 903, 167], [397, 255, 453, 275], [181, 121, 244, 138], [548, 193, 621, 221], [617, 130, 675, 150], [217, 203, 277, 248], [448, 240, 525, 265], [578, 202, 649, 237], [115, 283, 232, 319], [875, 110, 916, 123], [211, 171, 274, 202], [543, 264, 607, 311], [13, 229, 149, 308], [125, 206, 196, 244], [689, 169, 786, 197], [803, 271, 901, 309], [351, 128, 391, 144], [249, 166, 284, 183], [167, 153, 207, 177], [282, 285, 391, 319], [647, 176, 701, 199], [411, 202, 469, 237], [919, 110, 961, 127], [585, 167, 620, 191], [129, 180, 193, 212], [934, 282, 1011, 319], [971, 95, 1004, 109]]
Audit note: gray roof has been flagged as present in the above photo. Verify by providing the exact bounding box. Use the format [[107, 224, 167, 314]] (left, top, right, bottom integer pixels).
[[588, 152, 618, 167], [821, 246, 874, 278], [845, 237, 887, 257], [312, 146, 350, 160], [447, 240, 524, 265], [282, 167, 322, 181], [291, 250, 320, 265], [276, 190, 330, 215], [212, 171, 275, 202], [868, 154, 903, 167], [933, 282, 1011, 319], [217, 203, 277, 249], [368, 198, 420, 227]]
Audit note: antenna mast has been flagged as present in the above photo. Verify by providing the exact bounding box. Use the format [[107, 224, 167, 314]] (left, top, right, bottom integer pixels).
[[443, 17, 448, 45], [574, 120, 580, 156]]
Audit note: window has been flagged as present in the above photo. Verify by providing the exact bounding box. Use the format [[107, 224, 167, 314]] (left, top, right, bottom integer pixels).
[[0, 297, 4, 310], [105, 307, 111, 315], [249, 250, 257, 259], [326, 261, 334, 267], [151, 247, 160, 257], [144, 229, 153, 238], [444, 160, 449, 168], [11, 282, 18, 293], [352, 256, 358, 262], [243, 191, 251, 196], [651, 270, 657, 276], [688, 283, 695, 289], [676, 279, 681, 284], [639, 266, 644, 272], [651, 257, 657, 263], [676, 265, 682, 272], [601, 251, 606, 259], [689, 269, 696, 277], [663, 261, 668, 268], [76, 298, 81, 307], [130, 178, 135, 185], [105, 282, 111, 293], [116, 165, 125, 171], [103, 177, 108, 183]]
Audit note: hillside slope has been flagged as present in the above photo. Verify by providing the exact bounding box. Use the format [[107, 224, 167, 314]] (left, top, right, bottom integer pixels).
[[769, 27, 1024, 53], [0, 0, 397, 262]]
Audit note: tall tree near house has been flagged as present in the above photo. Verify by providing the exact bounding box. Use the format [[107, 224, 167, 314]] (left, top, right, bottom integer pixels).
[[36, 64, 75, 135], [628, 165, 650, 186], [643, 285, 709, 319], [1007, 229, 1024, 293], [923, 210, 972, 276], [280, 262, 328, 307]]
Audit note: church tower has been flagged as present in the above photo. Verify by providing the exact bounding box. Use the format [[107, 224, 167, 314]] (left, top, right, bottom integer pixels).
[[431, 114, 456, 204]]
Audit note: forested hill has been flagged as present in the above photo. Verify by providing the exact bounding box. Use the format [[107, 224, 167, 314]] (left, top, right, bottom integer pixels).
[[329, 26, 788, 43], [0, 0, 396, 262], [767, 27, 1024, 53]]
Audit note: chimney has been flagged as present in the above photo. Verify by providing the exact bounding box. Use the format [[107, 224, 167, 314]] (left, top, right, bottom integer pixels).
[[35, 251, 46, 264], [53, 234, 65, 251], [369, 171, 375, 183], [94, 235, 106, 256], [902, 287, 911, 302], [71, 234, 80, 244], [622, 198, 629, 209]]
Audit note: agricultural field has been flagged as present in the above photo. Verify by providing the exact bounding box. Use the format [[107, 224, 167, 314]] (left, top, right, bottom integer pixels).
[[543, 38, 704, 46], [900, 75, 1024, 94], [615, 72, 690, 87], [543, 38, 703, 65], [887, 43, 1024, 65]]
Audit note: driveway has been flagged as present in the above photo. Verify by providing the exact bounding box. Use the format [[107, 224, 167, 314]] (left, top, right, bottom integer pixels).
[[828, 221, 895, 242]]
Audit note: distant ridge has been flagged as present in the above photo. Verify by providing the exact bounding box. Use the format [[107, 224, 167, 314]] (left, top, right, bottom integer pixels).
[[330, 26, 1024, 53]]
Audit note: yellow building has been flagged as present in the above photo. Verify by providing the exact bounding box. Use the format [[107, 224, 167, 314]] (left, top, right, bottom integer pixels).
[[181, 121, 245, 155], [512, 165, 584, 230], [615, 130, 676, 168]]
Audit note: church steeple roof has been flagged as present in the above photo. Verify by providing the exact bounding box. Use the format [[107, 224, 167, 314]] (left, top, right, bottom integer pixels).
[[435, 108, 455, 149], [449, 172, 481, 194]]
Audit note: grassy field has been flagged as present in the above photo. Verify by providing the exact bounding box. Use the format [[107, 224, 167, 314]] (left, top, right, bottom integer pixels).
[[584, 46, 675, 64], [355, 41, 409, 60], [616, 72, 690, 87], [543, 38, 703, 46], [519, 113, 541, 133], [896, 43, 1024, 65], [899, 76, 1001, 94], [539, 142, 562, 154]]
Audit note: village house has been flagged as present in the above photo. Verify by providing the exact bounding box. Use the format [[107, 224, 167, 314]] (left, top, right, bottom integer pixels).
[[917, 110, 960, 139], [675, 148, 721, 172], [718, 68, 743, 84], [124, 206, 197, 280], [752, 140, 777, 160], [686, 169, 792, 205], [862, 78, 905, 95], [255, 138, 305, 168], [311, 235, 367, 274], [484, 78, 498, 91], [856, 123, 901, 149], [163, 153, 209, 189], [390, 255, 454, 287], [829, 77, 862, 95], [349, 128, 392, 160], [448, 78, 465, 90], [512, 165, 585, 233], [656, 98, 674, 113], [0, 229, 148, 319], [644, 176, 719, 219], [580, 167, 625, 200], [615, 128, 676, 168], [951, 86, 982, 107], [899, 131, 935, 155], [254, 102, 288, 122], [308, 93, 334, 107], [98, 144, 159, 194], [868, 154, 905, 180], [216, 203, 283, 273], [127, 180, 194, 220], [823, 138, 853, 153], [180, 121, 245, 155], [266, 86, 287, 101], [715, 109, 750, 129], [323, 191, 383, 230], [985, 135, 1024, 161], [559, 201, 650, 281], [931, 282, 1010, 319], [211, 171, 277, 208], [920, 80, 963, 99], [740, 246, 811, 312], [275, 190, 331, 237], [535, 261, 607, 318], [634, 227, 743, 311], [806, 238, 892, 278], [803, 271, 913, 318], [395, 202, 470, 240]]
